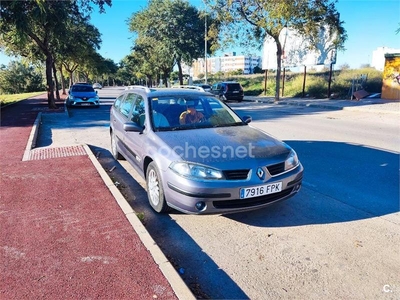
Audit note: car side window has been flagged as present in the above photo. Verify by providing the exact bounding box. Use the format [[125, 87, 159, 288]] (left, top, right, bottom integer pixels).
[[130, 95, 145, 125], [119, 93, 137, 118], [114, 94, 124, 110]]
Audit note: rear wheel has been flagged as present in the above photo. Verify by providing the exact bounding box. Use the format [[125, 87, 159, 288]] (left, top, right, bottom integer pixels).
[[146, 162, 169, 213], [110, 131, 123, 160]]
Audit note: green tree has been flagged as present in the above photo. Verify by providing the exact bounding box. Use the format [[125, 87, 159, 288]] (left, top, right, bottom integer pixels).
[[133, 35, 175, 87], [129, 0, 220, 85], [0, 60, 44, 94], [0, 0, 110, 108], [116, 56, 138, 86], [253, 66, 263, 74], [206, 0, 346, 101], [58, 12, 102, 90]]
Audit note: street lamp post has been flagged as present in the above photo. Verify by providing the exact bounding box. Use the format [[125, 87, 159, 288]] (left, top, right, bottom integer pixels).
[[204, 12, 207, 84]]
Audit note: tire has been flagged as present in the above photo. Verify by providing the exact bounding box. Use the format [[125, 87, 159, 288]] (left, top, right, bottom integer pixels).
[[146, 162, 169, 213], [110, 131, 124, 160]]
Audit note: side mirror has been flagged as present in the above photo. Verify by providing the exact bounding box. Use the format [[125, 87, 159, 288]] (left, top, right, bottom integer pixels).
[[242, 115, 252, 124], [123, 122, 144, 132]]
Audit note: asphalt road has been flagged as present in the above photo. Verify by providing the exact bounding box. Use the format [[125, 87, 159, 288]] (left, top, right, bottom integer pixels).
[[37, 87, 400, 299]]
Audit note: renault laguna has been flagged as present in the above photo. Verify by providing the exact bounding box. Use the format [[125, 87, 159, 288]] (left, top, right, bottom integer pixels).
[[110, 86, 303, 214]]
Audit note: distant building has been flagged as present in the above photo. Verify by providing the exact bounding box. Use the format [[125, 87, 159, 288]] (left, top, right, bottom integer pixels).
[[372, 47, 400, 71], [183, 52, 262, 79], [262, 26, 337, 70]]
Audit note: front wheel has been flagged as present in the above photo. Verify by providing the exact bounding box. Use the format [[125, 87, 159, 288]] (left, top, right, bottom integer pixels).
[[110, 131, 123, 160], [146, 162, 169, 213]]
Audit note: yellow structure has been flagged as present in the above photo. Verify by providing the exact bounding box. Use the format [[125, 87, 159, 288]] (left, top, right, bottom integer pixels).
[[381, 53, 400, 100]]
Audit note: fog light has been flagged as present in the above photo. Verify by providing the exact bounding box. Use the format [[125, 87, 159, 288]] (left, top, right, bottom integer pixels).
[[195, 201, 206, 211], [294, 184, 301, 192]]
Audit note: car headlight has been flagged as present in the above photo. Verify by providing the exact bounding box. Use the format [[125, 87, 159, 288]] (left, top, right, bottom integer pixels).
[[284, 149, 299, 171], [69, 95, 75, 100], [170, 162, 224, 180]]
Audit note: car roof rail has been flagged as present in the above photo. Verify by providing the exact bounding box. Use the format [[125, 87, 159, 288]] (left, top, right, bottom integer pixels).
[[171, 85, 205, 92], [125, 85, 151, 92]]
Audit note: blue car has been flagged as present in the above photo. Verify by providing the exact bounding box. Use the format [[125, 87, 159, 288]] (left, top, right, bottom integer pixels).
[[66, 83, 100, 107]]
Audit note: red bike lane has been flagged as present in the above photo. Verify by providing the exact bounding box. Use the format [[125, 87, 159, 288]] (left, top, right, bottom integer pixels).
[[0, 96, 188, 299]]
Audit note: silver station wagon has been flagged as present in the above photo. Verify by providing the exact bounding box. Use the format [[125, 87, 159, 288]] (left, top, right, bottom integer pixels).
[[110, 86, 303, 214]]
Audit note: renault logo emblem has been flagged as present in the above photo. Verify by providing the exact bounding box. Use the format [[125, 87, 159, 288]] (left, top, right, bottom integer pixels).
[[257, 167, 264, 179]]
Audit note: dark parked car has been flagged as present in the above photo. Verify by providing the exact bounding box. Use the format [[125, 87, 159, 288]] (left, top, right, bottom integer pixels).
[[66, 83, 100, 107], [211, 81, 244, 102], [110, 86, 303, 215]]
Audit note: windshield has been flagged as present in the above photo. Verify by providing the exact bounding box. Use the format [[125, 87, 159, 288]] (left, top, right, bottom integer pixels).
[[148, 95, 245, 131], [71, 85, 95, 92]]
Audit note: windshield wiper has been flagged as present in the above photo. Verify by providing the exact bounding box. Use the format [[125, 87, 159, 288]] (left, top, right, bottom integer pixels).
[[212, 122, 245, 128]]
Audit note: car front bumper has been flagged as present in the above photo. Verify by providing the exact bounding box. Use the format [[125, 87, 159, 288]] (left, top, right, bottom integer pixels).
[[67, 98, 100, 107], [163, 163, 304, 214]]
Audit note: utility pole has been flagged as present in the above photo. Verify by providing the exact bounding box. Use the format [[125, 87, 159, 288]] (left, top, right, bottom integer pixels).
[[204, 12, 207, 84]]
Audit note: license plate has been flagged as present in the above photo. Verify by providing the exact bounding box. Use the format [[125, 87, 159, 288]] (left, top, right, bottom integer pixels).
[[233, 91, 239, 93], [240, 182, 282, 199], [81, 103, 91, 106]]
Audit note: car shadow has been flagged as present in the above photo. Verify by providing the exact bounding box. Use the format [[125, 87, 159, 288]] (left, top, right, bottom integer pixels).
[[91, 145, 249, 300], [226, 140, 399, 227]]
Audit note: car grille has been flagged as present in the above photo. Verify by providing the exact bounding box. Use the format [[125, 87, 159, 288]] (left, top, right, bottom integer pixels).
[[213, 187, 294, 209], [266, 162, 285, 176], [223, 169, 250, 180]]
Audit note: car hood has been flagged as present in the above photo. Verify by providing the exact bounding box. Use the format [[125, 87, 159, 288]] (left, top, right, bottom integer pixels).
[[70, 91, 97, 98], [155, 125, 291, 164]]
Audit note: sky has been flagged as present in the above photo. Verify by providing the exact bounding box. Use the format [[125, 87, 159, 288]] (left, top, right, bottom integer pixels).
[[0, 0, 399, 69]]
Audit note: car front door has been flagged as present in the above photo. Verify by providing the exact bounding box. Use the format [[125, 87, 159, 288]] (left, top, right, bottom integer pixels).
[[112, 92, 136, 159], [123, 94, 147, 173]]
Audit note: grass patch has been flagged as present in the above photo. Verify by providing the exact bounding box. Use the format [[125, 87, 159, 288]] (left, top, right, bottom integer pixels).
[[207, 67, 383, 99], [0, 92, 45, 106], [136, 212, 146, 224]]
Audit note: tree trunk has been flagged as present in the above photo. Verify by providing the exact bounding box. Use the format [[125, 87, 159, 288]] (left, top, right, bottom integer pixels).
[[52, 62, 60, 101], [163, 70, 169, 87], [176, 58, 184, 85], [45, 54, 57, 109], [274, 38, 283, 102], [69, 71, 73, 87], [58, 66, 67, 95]]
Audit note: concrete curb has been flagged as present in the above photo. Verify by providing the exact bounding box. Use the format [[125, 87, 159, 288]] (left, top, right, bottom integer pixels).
[[244, 97, 400, 115], [84, 145, 195, 300], [22, 112, 41, 161]]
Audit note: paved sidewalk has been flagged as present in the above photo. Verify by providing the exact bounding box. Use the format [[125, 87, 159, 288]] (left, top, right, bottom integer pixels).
[[0, 95, 194, 300], [245, 95, 400, 115]]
